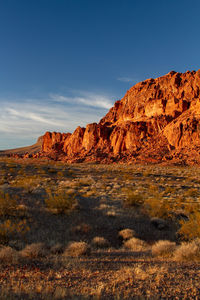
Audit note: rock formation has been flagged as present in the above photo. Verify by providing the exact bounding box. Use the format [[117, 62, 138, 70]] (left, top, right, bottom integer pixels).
[[41, 69, 200, 164]]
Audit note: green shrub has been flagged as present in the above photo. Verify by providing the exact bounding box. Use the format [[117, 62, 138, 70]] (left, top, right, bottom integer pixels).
[[45, 190, 77, 214]]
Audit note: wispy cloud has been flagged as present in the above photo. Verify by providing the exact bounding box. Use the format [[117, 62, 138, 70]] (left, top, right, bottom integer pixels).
[[0, 90, 116, 149], [6, 108, 64, 126], [117, 77, 137, 83], [50, 91, 114, 110]]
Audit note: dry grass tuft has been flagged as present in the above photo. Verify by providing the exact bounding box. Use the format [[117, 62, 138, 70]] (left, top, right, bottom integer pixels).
[[64, 241, 90, 257], [0, 246, 20, 264], [152, 240, 177, 257], [173, 239, 200, 261], [178, 211, 200, 240], [50, 243, 64, 255], [91, 236, 110, 248], [118, 228, 135, 240], [123, 190, 144, 208], [134, 265, 150, 280], [0, 191, 17, 216], [134, 265, 169, 283], [71, 223, 92, 235], [106, 210, 117, 217], [123, 237, 147, 251], [45, 190, 78, 214], [20, 242, 47, 259], [112, 265, 169, 284]]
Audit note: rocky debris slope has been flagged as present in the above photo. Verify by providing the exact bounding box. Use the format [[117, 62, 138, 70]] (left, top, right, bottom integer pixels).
[[40, 70, 200, 163]]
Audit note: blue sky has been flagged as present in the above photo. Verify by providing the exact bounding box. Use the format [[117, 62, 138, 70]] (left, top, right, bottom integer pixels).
[[0, 0, 200, 149]]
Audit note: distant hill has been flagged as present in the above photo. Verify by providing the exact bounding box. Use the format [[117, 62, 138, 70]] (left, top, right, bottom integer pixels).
[[0, 136, 43, 156]]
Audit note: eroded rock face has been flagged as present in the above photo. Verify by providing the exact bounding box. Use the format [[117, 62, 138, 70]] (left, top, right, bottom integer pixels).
[[41, 70, 200, 163], [42, 132, 71, 152]]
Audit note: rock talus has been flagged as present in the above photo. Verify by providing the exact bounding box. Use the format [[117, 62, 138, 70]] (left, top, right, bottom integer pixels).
[[41, 70, 200, 164]]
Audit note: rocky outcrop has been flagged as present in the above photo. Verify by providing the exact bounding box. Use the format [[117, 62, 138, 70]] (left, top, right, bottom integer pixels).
[[41, 69, 200, 164]]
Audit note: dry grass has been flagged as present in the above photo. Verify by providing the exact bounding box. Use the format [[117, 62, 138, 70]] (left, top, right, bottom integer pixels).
[[20, 242, 48, 259], [63, 241, 90, 257], [0, 159, 200, 298], [110, 264, 169, 297], [50, 243, 64, 254], [0, 191, 17, 216], [0, 219, 30, 244], [123, 237, 147, 251], [118, 228, 135, 240], [152, 240, 177, 257], [0, 246, 21, 264], [178, 211, 200, 240], [45, 190, 78, 214], [174, 239, 200, 261], [71, 223, 92, 235], [123, 190, 144, 207], [91, 236, 110, 248]]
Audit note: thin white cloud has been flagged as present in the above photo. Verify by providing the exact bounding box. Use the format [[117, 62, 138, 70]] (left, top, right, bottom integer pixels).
[[0, 90, 116, 149], [50, 91, 114, 110], [6, 108, 63, 126], [117, 77, 136, 83]]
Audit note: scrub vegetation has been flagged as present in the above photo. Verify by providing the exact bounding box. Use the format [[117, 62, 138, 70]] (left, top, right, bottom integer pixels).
[[0, 157, 200, 299]]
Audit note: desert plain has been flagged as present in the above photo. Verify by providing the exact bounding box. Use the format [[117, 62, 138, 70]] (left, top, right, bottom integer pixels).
[[0, 157, 199, 299]]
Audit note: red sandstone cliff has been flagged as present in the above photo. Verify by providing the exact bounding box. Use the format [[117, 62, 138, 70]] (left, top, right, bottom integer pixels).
[[41, 70, 200, 164]]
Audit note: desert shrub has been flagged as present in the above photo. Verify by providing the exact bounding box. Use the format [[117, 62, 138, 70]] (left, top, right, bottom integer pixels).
[[173, 239, 200, 261], [57, 170, 67, 178], [91, 236, 110, 248], [0, 219, 29, 244], [76, 176, 95, 186], [184, 188, 199, 198], [47, 168, 57, 174], [0, 191, 17, 216], [152, 240, 176, 257], [118, 228, 135, 240], [0, 246, 20, 264], [178, 211, 200, 240], [182, 201, 200, 215], [123, 190, 144, 207], [123, 237, 147, 251], [71, 223, 92, 234], [20, 242, 47, 259], [106, 210, 117, 217], [144, 195, 173, 219], [50, 243, 64, 254], [63, 241, 90, 257], [12, 176, 40, 192], [45, 190, 77, 214], [164, 186, 176, 195]]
